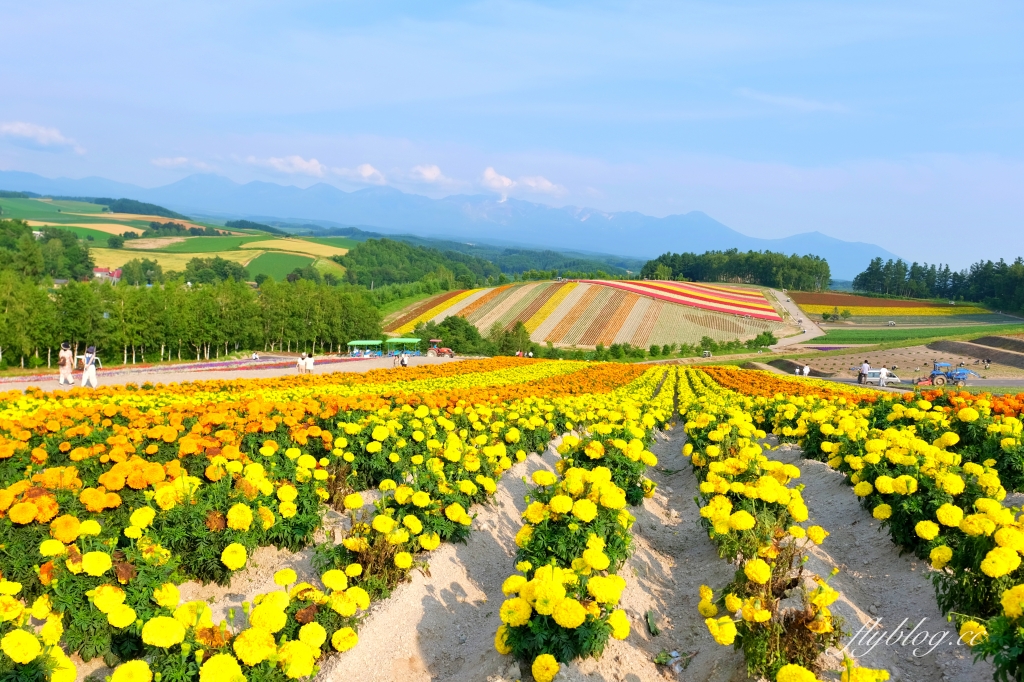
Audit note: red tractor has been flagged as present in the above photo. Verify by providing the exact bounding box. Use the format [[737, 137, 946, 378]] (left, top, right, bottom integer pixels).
[[427, 339, 455, 358]]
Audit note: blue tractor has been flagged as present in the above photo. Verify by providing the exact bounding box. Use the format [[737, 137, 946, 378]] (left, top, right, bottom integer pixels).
[[920, 362, 981, 387]]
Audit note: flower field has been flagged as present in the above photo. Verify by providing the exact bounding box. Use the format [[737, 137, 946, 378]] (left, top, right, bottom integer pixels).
[[800, 304, 989, 316], [386, 280, 785, 348], [4, 356, 1024, 682]]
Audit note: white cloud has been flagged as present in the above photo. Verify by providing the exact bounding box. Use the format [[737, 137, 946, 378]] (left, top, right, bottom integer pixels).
[[482, 167, 565, 199], [410, 164, 455, 185], [735, 88, 847, 113], [246, 154, 327, 177], [335, 163, 386, 184], [151, 156, 215, 171], [0, 121, 84, 153], [519, 174, 566, 196]]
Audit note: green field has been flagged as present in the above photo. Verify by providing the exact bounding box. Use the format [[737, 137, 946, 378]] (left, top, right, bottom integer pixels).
[[155, 236, 267, 252], [0, 197, 105, 221], [304, 236, 359, 250], [816, 323, 1024, 344], [835, 314, 1013, 326], [246, 252, 315, 280], [312, 258, 346, 275]]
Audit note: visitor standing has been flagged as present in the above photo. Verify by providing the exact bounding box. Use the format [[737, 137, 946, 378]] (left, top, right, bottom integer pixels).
[[878, 366, 889, 388], [859, 360, 870, 384], [58, 342, 74, 385], [305, 353, 315, 373], [400, 353, 409, 368], [297, 352, 307, 374], [81, 346, 99, 388], [803, 364, 810, 377]]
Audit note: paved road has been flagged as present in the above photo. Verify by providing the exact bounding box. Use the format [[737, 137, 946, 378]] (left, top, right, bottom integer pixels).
[[0, 355, 461, 394], [768, 289, 825, 347]]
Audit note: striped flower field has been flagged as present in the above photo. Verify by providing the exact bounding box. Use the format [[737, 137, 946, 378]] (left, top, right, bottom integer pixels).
[[386, 280, 785, 348]]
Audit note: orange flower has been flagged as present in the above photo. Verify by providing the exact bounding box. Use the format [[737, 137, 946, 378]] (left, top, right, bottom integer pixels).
[[50, 515, 82, 543], [8, 502, 39, 525]]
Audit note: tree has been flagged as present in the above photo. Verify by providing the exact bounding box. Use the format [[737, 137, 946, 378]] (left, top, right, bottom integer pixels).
[[107, 235, 125, 249]]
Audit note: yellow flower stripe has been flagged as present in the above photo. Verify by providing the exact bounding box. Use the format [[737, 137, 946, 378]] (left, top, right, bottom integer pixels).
[[800, 304, 989, 316], [394, 288, 483, 334], [525, 282, 578, 333]]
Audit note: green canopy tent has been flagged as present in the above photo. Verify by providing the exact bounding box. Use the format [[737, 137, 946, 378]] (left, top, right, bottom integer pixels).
[[385, 338, 421, 356], [346, 340, 382, 357]]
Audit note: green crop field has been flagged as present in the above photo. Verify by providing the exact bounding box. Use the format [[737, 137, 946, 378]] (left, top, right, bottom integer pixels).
[[816, 323, 1024, 344], [156, 236, 267, 252], [245, 252, 315, 280], [312, 258, 346, 275], [55, 225, 122, 245], [834, 314, 1013, 326], [0, 197, 106, 222], [304, 236, 359, 249]]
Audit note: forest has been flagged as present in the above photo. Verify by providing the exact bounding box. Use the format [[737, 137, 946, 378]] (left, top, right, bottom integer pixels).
[[852, 256, 1024, 313], [639, 248, 832, 290], [334, 238, 502, 288]]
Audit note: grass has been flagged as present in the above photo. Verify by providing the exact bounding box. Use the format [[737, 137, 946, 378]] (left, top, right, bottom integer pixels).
[[304, 236, 360, 250], [239, 238, 349, 257], [814, 323, 1024, 345], [156, 236, 267, 253], [312, 258, 346, 275], [378, 291, 439, 319], [0, 197, 105, 222], [90, 248, 259, 271], [58, 225, 124, 246], [246, 252, 314, 280]]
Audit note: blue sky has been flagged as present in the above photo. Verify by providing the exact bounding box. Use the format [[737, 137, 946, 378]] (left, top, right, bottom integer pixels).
[[1, 0, 1022, 266]]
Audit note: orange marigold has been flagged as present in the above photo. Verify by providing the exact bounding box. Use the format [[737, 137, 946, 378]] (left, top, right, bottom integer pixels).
[[9, 502, 39, 525], [50, 515, 81, 543]]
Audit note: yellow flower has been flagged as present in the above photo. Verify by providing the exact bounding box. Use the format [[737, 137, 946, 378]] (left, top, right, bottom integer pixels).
[[1000, 584, 1024, 619], [853, 481, 873, 497], [221, 543, 247, 571], [935, 503, 963, 527], [81, 551, 112, 576], [914, 521, 939, 541], [549, 495, 574, 514], [872, 504, 892, 520], [332, 626, 359, 652], [494, 624, 513, 655], [299, 622, 327, 649], [499, 597, 533, 627], [552, 598, 588, 629], [744, 559, 771, 585], [571, 498, 598, 523], [532, 653, 560, 682], [227, 504, 253, 532], [130, 507, 156, 529], [395, 552, 413, 570], [141, 616, 186, 648], [930, 546, 953, 570], [531, 470, 557, 486], [957, 407, 980, 422], [345, 563, 363, 577], [233, 627, 277, 666], [728, 510, 756, 531], [705, 616, 737, 645], [199, 653, 245, 682], [321, 569, 348, 592], [110, 660, 153, 682], [343, 492, 363, 510], [807, 526, 828, 545], [981, 546, 1021, 578], [278, 640, 317, 679], [274, 569, 297, 586], [249, 603, 287, 633], [1, 629, 42, 664], [608, 608, 630, 639], [959, 620, 987, 647], [776, 663, 818, 682], [107, 604, 137, 628]]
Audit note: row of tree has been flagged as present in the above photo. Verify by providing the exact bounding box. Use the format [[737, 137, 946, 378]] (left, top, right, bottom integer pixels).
[[852, 257, 1024, 313], [0, 273, 381, 369], [639, 249, 831, 290], [335, 238, 501, 289], [1, 219, 95, 282]]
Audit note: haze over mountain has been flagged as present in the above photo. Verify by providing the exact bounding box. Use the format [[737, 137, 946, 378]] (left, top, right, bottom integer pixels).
[[0, 170, 898, 279]]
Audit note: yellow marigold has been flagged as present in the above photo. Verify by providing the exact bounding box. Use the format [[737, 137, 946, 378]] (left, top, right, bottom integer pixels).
[[549, 494, 574, 514], [608, 608, 630, 639], [110, 660, 152, 682], [141, 616, 186, 648], [82, 552, 112, 577], [174, 600, 214, 629], [299, 621, 327, 649], [39, 539, 66, 557], [278, 640, 316, 679], [959, 620, 987, 647], [412, 491, 431, 507], [199, 653, 245, 682], [981, 546, 1021, 578], [777, 663, 820, 682], [552, 598, 588, 629], [705, 615, 737, 645], [50, 515, 81, 543], [494, 624, 513, 655], [532, 654, 560, 682], [277, 485, 298, 502], [420, 532, 441, 551], [79, 519, 102, 536], [1001, 584, 1024, 619], [107, 604, 137, 628], [249, 604, 287, 633], [728, 510, 756, 531], [394, 552, 413, 570], [233, 626, 276, 666], [274, 568, 297, 586], [332, 626, 359, 652], [227, 504, 253, 532], [503, 575, 527, 595], [957, 407, 980, 423], [571, 498, 598, 523], [744, 559, 771, 585], [914, 521, 939, 541], [930, 546, 953, 570], [130, 507, 156, 529], [853, 481, 873, 497], [220, 543, 247, 571], [499, 597, 533, 627], [343, 492, 363, 510], [872, 504, 892, 520], [531, 470, 557, 486], [1, 629, 41, 664], [936, 503, 964, 527], [321, 569, 348, 592]]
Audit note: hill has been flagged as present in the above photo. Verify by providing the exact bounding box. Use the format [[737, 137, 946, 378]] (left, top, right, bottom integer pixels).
[[384, 279, 787, 348], [0, 170, 900, 279]]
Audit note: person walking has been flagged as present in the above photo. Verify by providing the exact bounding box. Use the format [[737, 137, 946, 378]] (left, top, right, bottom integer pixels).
[[400, 352, 409, 368], [58, 342, 74, 385], [305, 353, 315, 373], [81, 346, 99, 388], [878, 366, 889, 388], [297, 352, 307, 374], [803, 364, 810, 377], [859, 360, 870, 384]]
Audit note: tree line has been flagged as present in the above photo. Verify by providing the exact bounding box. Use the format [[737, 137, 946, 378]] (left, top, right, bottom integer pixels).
[[0, 273, 381, 370], [852, 256, 1024, 313], [639, 249, 831, 290]]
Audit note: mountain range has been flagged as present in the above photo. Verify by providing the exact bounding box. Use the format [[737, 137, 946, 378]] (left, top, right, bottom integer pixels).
[[0, 170, 900, 279]]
